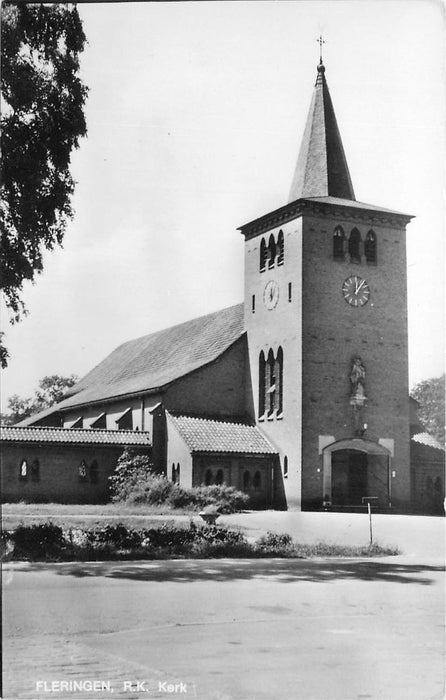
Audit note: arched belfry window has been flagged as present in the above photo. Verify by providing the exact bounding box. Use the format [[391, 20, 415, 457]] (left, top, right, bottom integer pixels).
[[268, 234, 276, 268], [267, 349, 276, 416], [260, 238, 267, 272], [275, 346, 284, 415], [365, 230, 377, 264], [277, 230, 284, 265], [349, 228, 362, 263], [258, 351, 266, 418], [333, 226, 345, 260]]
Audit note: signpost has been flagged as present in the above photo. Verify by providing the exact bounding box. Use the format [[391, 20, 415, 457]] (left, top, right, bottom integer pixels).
[[362, 496, 379, 546]]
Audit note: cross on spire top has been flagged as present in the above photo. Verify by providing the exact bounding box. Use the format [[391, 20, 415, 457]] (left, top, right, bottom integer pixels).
[[317, 35, 325, 63]]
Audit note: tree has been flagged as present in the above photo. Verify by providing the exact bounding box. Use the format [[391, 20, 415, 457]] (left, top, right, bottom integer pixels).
[[411, 374, 445, 444], [1, 3, 88, 366], [2, 373, 78, 424]]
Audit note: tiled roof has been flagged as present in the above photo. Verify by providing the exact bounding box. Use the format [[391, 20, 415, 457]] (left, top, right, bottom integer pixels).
[[0, 425, 151, 446], [22, 304, 245, 419], [411, 432, 445, 452], [167, 413, 277, 455]]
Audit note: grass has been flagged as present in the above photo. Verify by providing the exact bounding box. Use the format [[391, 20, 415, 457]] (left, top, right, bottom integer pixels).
[[1, 502, 199, 530]]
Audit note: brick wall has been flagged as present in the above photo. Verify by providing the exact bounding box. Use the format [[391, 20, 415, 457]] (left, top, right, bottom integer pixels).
[[301, 213, 411, 509], [1, 442, 149, 503]]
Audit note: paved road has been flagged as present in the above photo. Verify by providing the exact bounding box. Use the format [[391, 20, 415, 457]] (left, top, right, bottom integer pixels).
[[3, 554, 444, 700]]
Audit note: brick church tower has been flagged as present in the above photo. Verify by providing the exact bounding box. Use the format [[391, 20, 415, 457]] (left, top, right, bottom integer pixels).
[[240, 58, 413, 511]]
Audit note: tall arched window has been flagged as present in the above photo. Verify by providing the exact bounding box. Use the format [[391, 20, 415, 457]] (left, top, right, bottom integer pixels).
[[243, 471, 251, 490], [364, 230, 377, 264], [258, 351, 266, 417], [275, 347, 283, 415], [277, 230, 284, 265], [267, 349, 276, 416], [253, 471, 261, 490], [260, 238, 267, 271], [205, 469, 212, 486], [333, 226, 345, 260], [267, 234, 276, 268], [349, 228, 361, 263], [216, 469, 224, 485]]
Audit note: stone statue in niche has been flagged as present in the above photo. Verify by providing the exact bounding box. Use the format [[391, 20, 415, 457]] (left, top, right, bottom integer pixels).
[[349, 356, 367, 435], [350, 357, 366, 403]]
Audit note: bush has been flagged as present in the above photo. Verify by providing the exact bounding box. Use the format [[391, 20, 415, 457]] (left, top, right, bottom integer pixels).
[[11, 523, 65, 559], [109, 448, 155, 502], [109, 449, 249, 513], [255, 531, 295, 555]]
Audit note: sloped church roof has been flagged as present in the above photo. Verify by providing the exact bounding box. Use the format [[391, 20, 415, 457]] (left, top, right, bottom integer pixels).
[[22, 304, 245, 417]]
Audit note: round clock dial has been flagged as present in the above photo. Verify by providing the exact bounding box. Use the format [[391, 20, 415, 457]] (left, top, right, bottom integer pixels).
[[263, 280, 279, 309], [342, 276, 370, 307]]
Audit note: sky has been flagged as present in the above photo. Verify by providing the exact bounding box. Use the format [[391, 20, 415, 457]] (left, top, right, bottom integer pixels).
[[1, 0, 445, 407]]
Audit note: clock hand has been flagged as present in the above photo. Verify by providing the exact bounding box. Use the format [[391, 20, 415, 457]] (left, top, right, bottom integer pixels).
[[356, 280, 365, 295]]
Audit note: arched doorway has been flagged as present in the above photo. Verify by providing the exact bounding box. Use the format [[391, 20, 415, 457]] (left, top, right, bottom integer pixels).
[[322, 438, 391, 509]]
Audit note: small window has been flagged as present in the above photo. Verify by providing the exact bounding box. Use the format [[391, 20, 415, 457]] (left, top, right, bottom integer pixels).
[[215, 469, 224, 486], [252, 294, 255, 313], [333, 226, 345, 260], [260, 238, 267, 272], [349, 228, 362, 263], [78, 460, 87, 480], [90, 460, 99, 484], [19, 459, 28, 479], [205, 469, 212, 486], [31, 459, 40, 482], [253, 471, 261, 490], [91, 413, 106, 429], [172, 463, 176, 481], [116, 408, 133, 431], [176, 463, 180, 484], [243, 470, 251, 490], [283, 456, 288, 479], [364, 230, 377, 264], [277, 230, 284, 265], [288, 282, 292, 302]]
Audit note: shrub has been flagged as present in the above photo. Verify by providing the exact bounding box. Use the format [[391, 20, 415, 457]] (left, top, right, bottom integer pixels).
[[193, 485, 249, 514], [11, 523, 65, 559], [109, 449, 249, 513], [109, 448, 155, 502], [255, 531, 294, 555]]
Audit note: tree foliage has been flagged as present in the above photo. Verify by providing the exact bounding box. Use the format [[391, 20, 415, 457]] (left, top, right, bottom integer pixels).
[[3, 373, 78, 424], [411, 374, 445, 444], [1, 3, 88, 365]]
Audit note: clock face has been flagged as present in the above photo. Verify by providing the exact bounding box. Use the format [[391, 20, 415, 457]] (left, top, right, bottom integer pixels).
[[342, 276, 370, 307], [263, 280, 279, 309]]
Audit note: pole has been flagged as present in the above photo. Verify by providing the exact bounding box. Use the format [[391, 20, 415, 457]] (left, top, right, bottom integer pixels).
[[368, 501, 373, 546]]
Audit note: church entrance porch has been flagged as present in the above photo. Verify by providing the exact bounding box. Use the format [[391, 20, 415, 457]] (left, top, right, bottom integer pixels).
[[322, 439, 391, 512]]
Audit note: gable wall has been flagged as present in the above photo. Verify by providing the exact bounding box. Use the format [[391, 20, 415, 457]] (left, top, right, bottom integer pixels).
[[164, 336, 248, 417]]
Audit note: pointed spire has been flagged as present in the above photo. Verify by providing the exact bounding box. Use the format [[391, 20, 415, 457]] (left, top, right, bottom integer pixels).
[[288, 59, 356, 202]]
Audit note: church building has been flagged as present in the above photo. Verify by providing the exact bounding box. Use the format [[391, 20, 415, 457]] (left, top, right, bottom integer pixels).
[[3, 58, 443, 511]]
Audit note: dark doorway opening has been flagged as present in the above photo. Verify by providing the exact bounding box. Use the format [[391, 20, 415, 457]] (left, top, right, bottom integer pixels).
[[332, 450, 368, 505]]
